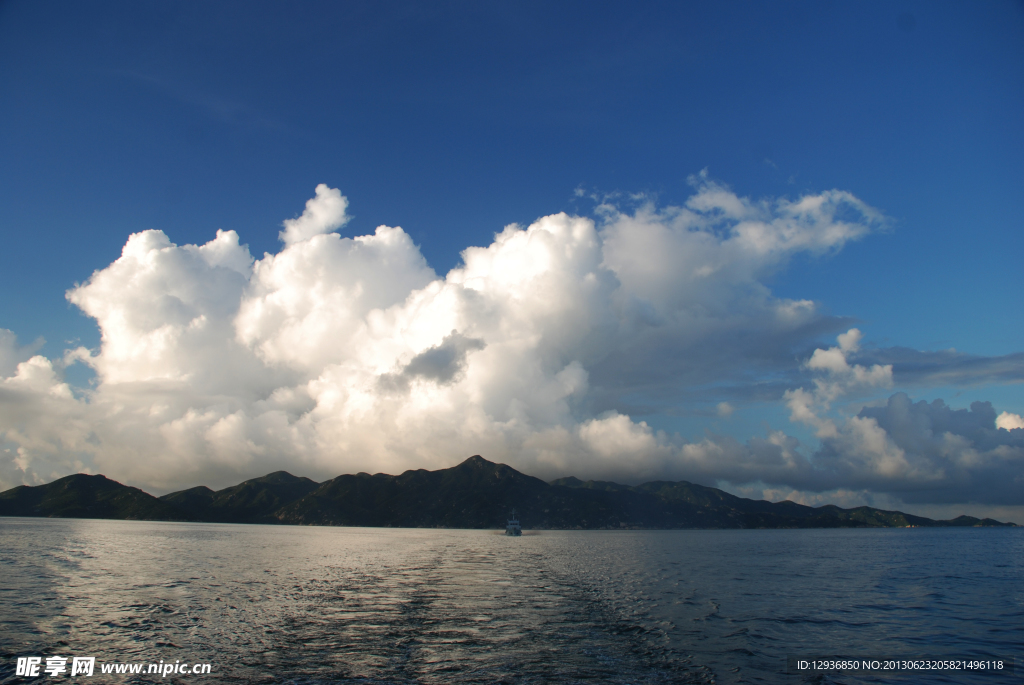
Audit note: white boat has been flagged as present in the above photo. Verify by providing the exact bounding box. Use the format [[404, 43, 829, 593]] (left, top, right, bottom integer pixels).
[[505, 509, 522, 536]]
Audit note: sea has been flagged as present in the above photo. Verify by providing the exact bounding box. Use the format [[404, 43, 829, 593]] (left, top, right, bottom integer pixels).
[[1, 518, 1021, 684]]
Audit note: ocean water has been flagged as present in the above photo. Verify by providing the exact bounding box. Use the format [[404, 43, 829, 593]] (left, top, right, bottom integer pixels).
[[0, 519, 1021, 684]]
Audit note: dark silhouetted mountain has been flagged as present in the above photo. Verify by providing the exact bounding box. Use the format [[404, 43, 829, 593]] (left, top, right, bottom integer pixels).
[[275, 455, 552, 527], [0, 474, 189, 521], [1, 456, 1017, 528], [160, 471, 318, 523], [159, 485, 215, 515]]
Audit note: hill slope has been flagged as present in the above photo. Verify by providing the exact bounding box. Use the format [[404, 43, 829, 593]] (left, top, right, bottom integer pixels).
[[0, 474, 189, 521], [161, 471, 318, 523], [1, 457, 1017, 528]]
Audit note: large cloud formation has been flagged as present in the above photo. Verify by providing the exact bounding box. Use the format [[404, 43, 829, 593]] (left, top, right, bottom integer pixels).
[[1, 180, 1021, 514]]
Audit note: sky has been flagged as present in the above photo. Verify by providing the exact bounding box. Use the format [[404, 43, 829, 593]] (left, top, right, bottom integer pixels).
[[1, 0, 1022, 522]]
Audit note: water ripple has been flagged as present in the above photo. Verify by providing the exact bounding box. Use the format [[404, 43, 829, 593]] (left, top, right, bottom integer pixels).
[[0, 521, 1021, 685]]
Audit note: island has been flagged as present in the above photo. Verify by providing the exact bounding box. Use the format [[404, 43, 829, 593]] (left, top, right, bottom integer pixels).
[[0, 456, 1016, 528]]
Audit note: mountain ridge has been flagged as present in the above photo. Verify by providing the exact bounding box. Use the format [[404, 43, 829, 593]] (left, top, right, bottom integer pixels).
[[1, 456, 1017, 528]]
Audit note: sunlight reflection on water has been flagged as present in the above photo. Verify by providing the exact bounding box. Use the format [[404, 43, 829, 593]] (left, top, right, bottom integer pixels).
[[1, 520, 1021, 684]]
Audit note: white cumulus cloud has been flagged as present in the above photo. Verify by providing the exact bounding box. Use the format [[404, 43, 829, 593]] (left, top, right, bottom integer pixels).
[[0, 329, 45, 378], [2, 179, 1020, 514], [996, 411, 1024, 431], [279, 183, 350, 245], [784, 328, 893, 438]]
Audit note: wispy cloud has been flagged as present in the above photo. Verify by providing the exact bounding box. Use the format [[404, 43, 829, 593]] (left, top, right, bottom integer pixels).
[[110, 68, 288, 133], [859, 347, 1024, 386]]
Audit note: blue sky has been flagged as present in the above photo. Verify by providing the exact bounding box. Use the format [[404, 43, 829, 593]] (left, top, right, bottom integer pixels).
[[1, 1, 1022, 520]]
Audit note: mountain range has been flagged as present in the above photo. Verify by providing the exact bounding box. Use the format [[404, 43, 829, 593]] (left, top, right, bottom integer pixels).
[[0, 455, 1016, 528]]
